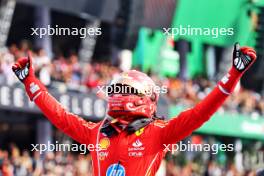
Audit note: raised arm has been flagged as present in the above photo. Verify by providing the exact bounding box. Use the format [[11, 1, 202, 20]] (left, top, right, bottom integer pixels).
[[12, 53, 97, 144], [160, 43, 257, 145]]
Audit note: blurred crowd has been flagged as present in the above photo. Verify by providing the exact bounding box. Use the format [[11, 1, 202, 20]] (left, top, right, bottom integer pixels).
[[0, 145, 93, 176], [0, 145, 258, 176], [167, 78, 264, 117], [0, 42, 264, 117]]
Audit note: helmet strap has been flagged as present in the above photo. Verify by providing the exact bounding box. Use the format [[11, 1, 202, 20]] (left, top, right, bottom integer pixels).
[[100, 117, 153, 137], [126, 118, 153, 134]]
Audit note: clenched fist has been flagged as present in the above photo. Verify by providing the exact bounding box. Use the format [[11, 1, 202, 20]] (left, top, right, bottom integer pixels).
[[218, 43, 257, 95], [232, 43, 256, 72], [12, 52, 46, 101], [12, 52, 34, 82]]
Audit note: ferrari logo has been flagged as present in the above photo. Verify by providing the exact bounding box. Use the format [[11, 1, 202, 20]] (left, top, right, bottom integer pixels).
[[135, 128, 144, 136]]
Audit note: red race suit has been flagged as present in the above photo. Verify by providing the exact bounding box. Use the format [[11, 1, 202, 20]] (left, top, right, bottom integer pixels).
[[34, 85, 228, 176], [12, 45, 256, 176]]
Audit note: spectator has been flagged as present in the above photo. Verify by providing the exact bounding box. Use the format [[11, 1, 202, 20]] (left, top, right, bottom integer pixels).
[[34, 48, 51, 86]]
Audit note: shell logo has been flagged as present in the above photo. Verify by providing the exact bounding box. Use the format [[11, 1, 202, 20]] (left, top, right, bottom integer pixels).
[[99, 137, 110, 150]]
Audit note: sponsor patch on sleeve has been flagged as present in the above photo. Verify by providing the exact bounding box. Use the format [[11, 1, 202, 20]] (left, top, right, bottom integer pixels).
[[153, 120, 168, 128]]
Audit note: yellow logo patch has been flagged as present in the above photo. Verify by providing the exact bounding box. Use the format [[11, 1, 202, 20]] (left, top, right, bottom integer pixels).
[[99, 137, 110, 150], [135, 128, 144, 136]]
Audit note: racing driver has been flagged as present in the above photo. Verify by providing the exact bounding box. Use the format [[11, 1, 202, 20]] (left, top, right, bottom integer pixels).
[[12, 43, 257, 176]]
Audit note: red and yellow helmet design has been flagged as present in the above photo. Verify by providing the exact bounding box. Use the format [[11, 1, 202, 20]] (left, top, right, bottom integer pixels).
[[107, 70, 159, 119]]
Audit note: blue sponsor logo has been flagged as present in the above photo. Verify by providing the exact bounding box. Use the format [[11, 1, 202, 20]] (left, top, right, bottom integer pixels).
[[106, 163, 125, 176]]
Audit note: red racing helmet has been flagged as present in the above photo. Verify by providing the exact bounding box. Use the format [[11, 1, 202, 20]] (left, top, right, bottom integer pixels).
[[107, 70, 159, 119]]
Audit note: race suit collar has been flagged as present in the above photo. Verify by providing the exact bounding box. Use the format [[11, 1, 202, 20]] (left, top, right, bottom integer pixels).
[[100, 117, 153, 137]]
